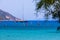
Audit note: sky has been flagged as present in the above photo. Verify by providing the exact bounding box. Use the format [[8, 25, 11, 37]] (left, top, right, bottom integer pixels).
[[0, 0, 53, 21]]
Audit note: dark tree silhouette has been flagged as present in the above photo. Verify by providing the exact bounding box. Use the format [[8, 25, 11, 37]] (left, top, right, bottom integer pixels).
[[35, 0, 60, 22], [35, 0, 60, 31]]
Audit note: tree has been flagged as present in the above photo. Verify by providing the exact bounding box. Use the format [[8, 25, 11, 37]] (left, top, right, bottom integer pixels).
[[35, 0, 60, 22]]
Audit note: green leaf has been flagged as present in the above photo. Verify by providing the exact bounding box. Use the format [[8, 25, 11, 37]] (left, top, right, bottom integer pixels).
[[36, 0, 44, 10]]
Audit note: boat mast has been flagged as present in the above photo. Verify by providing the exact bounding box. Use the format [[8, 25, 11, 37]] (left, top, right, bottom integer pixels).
[[22, 0, 24, 21]]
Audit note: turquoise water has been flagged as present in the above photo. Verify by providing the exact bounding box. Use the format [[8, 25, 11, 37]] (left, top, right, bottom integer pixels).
[[0, 21, 60, 40], [0, 29, 60, 40], [0, 21, 60, 30]]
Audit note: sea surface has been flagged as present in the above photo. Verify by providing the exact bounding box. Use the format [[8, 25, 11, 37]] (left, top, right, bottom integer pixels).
[[0, 30, 60, 40], [0, 21, 60, 40]]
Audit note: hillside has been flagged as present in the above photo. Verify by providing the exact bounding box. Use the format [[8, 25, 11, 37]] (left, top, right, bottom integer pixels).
[[0, 9, 21, 21]]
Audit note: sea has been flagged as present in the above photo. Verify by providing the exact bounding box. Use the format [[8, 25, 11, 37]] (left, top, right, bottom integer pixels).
[[0, 21, 60, 40]]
